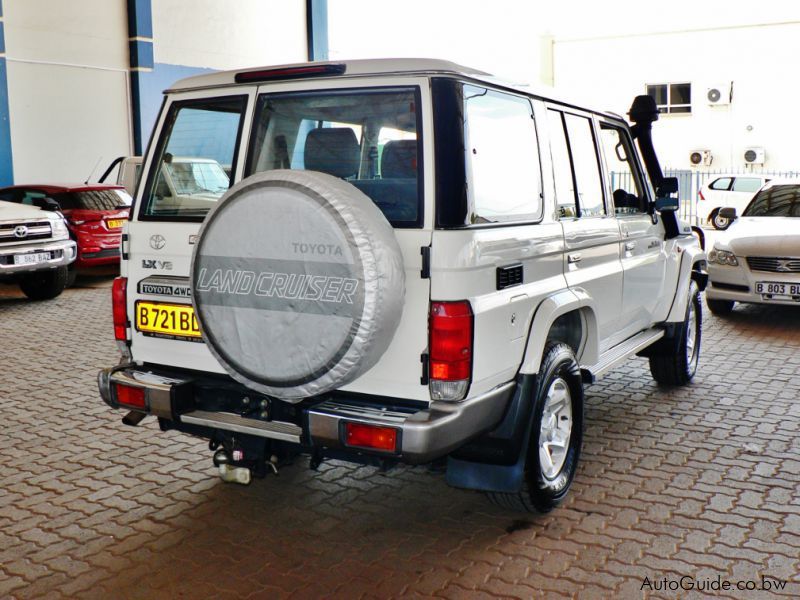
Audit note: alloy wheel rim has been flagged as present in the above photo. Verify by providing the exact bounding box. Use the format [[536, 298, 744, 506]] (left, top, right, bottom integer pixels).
[[539, 377, 573, 480]]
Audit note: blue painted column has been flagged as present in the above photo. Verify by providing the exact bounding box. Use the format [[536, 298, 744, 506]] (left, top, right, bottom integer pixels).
[[306, 0, 329, 61], [127, 0, 154, 156], [0, 0, 14, 185]]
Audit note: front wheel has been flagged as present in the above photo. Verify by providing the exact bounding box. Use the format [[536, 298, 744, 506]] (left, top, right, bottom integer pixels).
[[19, 267, 68, 300], [487, 343, 584, 513], [650, 281, 702, 385]]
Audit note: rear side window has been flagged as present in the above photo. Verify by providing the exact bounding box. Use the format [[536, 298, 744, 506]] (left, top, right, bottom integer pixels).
[[463, 86, 542, 223], [731, 177, 762, 193], [709, 177, 732, 191], [247, 87, 422, 227], [141, 95, 247, 219]]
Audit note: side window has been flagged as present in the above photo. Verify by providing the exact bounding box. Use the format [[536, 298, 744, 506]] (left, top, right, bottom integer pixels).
[[548, 110, 577, 218], [731, 177, 763, 193], [463, 86, 542, 223], [564, 114, 606, 217], [142, 95, 246, 219], [709, 177, 732, 191], [598, 123, 647, 215]]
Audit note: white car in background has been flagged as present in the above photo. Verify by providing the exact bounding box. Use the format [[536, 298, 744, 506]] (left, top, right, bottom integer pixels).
[[697, 174, 768, 229], [706, 179, 800, 315]]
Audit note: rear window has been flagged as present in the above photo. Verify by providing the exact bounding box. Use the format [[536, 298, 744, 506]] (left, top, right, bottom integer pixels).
[[247, 87, 422, 227], [744, 185, 800, 217], [54, 190, 124, 211]]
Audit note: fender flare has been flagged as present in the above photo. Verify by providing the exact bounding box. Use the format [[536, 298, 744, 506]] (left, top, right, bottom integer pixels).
[[666, 244, 707, 323], [519, 288, 600, 375]]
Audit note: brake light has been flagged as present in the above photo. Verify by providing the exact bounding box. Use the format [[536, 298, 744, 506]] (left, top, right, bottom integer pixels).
[[344, 422, 397, 452], [429, 301, 473, 401], [112, 276, 128, 341], [115, 383, 146, 410], [234, 64, 346, 84]]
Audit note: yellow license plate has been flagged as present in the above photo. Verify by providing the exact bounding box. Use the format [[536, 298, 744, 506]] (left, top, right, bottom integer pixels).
[[135, 301, 202, 341], [107, 219, 125, 229]]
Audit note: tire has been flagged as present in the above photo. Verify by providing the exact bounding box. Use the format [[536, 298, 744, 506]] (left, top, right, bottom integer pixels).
[[19, 266, 68, 300], [649, 281, 702, 386], [711, 209, 730, 230], [707, 298, 734, 316], [66, 263, 78, 287], [191, 170, 406, 401], [487, 343, 584, 513]]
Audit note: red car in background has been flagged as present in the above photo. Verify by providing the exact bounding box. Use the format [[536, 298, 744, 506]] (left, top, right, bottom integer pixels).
[[0, 184, 130, 270]]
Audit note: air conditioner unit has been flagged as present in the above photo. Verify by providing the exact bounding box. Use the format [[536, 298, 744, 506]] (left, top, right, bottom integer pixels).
[[744, 147, 765, 165], [707, 82, 732, 105], [689, 150, 713, 167]]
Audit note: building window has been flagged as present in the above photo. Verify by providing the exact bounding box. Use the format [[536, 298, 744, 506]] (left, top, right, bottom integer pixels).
[[646, 83, 691, 114]]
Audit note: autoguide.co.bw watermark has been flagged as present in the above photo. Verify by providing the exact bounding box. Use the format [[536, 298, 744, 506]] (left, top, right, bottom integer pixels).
[[641, 574, 788, 593]]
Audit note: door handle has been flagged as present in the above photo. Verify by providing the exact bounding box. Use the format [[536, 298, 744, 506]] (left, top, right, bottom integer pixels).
[[567, 252, 582, 264], [624, 241, 636, 252]]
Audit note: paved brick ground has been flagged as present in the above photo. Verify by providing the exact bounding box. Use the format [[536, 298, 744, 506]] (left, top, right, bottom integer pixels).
[[1, 276, 799, 599]]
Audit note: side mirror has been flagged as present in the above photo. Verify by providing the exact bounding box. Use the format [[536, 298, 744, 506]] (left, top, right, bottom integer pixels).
[[654, 196, 680, 212], [718, 207, 737, 221], [656, 177, 679, 197]]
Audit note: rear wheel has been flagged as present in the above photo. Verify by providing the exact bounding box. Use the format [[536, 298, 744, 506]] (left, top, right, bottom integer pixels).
[[650, 281, 701, 385], [707, 298, 734, 316], [487, 343, 584, 513], [711, 209, 730, 230], [19, 267, 68, 300]]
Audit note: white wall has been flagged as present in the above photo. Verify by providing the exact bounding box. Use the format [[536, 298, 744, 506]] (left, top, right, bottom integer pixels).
[[4, 0, 132, 182], [153, 0, 308, 70], [552, 23, 800, 171]]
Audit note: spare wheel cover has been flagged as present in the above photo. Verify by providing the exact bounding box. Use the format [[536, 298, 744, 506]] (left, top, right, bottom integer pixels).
[[191, 170, 406, 401]]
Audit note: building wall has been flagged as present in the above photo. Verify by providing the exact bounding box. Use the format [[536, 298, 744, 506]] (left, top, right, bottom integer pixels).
[[1, 0, 308, 185], [4, 0, 132, 183], [552, 22, 800, 171]]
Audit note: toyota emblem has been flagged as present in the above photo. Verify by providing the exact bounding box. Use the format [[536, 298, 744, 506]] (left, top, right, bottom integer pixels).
[[149, 234, 166, 250], [14, 225, 28, 238]]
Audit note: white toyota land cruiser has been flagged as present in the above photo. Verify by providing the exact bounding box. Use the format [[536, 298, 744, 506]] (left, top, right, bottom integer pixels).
[[0, 199, 76, 299], [98, 59, 706, 512]]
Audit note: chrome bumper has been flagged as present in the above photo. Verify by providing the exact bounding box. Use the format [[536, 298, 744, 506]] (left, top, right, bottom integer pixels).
[[98, 364, 516, 465], [0, 239, 77, 273]]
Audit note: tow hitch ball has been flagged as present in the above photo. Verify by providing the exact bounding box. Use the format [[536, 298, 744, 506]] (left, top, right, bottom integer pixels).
[[210, 441, 279, 485]]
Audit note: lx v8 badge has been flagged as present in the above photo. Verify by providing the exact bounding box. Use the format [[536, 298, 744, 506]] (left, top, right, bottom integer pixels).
[[142, 259, 173, 271]]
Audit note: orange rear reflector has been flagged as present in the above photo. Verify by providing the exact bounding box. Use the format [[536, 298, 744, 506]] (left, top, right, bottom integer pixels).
[[344, 422, 397, 452]]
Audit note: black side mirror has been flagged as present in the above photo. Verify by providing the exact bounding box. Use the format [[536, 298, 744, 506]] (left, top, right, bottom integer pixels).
[[718, 207, 737, 221], [656, 177, 679, 197], [35, 197, 62, 212]]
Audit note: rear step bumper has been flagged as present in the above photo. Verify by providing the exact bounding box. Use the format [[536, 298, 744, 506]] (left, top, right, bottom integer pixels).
[[98, 365, 515, 464]]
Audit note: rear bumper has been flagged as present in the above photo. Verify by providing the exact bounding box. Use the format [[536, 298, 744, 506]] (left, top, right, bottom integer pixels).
[[0, 239, 77, 274], [98, 364, 515, 464]]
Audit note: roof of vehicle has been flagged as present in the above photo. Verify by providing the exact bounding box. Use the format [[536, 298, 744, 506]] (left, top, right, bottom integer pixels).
[[0, 183, 127, 194], [757, 178, 800, 188], [165, 58, 621, 119]]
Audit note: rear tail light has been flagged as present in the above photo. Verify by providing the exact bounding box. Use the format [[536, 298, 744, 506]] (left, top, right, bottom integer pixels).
[[344, 422, 397, 452], [115, 383, 146, 410], [234, 64, 346, 83], [429, 301, 473, 401], [112, 276, 128, 341]]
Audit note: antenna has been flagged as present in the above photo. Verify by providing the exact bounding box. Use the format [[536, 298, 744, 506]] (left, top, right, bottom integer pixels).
[[84, 156, 103, 184]]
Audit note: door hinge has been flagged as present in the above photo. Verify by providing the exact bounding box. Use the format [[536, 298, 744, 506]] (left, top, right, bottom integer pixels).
[[420, 353, 429, 385], [420, 246, 431, 279], [121, 233, 129, 260]]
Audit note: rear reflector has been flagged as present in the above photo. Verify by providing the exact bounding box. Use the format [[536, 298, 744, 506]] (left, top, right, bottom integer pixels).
[[234, 64, 346, 84], [116, 383, 146, 410], [112, 276, 128, 341], [344, 422, 398, 452]]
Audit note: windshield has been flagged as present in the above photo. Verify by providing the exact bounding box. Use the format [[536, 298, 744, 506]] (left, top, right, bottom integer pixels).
[[744, 185, 800, 217], [247, 87, 422, 227]]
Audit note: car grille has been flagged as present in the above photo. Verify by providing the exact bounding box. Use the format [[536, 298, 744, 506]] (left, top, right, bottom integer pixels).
[[0, 220, 53, 242], [746, 256, 800, 273]]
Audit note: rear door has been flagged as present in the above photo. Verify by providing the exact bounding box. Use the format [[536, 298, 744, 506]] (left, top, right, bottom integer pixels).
[[548, 108, 624, 351]]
